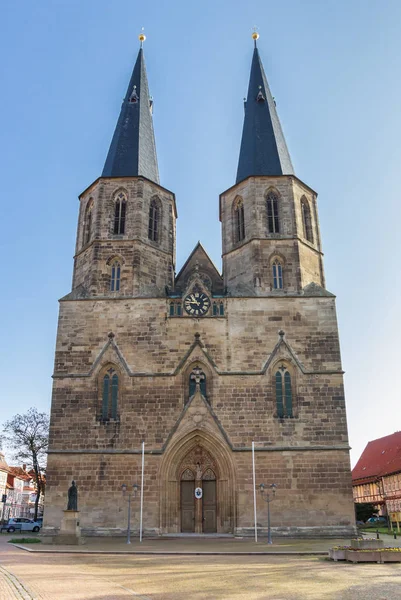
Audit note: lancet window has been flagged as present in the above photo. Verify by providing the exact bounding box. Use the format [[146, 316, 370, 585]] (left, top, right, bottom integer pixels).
[[113, 192, 126, 235], [83, 200, 93, 246], [110, 260, 121, 292], [148, 198, 159, 242], [188, 366, 207, 400], [275, 365, 293, 418], [102, 367, 119, 420], [234, 198, 245, 242], [266, 192, 280, 233], [301, 198, 314, 243], [272, 260, 283, 290]]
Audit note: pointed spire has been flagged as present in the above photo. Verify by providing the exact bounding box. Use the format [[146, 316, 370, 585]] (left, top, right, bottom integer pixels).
[[102, 33, 160, 184], [236, 34, 294, 184]]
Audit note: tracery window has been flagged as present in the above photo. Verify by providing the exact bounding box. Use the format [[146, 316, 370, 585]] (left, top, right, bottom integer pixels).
[[148, 198, 159, 242], [113, 192, 126, 235], [102, 368, 119, 420], [301, 197, 314, 243], [83, 200, 93, 246], [188, 366, 207, 399], [234, 198, 245, 242], [275, 365, 293, 418], [266, 192, 280, 233], [272, 260, 283, 290], [110, 260, 121, 292]]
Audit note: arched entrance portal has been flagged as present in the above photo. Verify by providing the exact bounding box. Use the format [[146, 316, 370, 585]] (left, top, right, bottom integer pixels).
[[179, 448, 217, 533], [160, 431, 236, 534]]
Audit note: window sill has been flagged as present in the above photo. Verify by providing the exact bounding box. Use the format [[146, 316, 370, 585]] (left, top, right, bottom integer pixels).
[[274, 415, 297, 420]]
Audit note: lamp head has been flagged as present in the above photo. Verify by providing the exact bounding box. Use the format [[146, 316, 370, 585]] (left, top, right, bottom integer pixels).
[[121, 484, 127, 493], [259, 483, 265, 494], [133, 484, 139, 496]]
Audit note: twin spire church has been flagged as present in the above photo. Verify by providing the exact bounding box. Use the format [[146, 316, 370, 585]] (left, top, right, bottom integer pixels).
[[45, 33, 355, 537]]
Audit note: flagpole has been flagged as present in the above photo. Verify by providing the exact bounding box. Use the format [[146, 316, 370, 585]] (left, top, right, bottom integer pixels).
[[140, 441, 144, 542], [252, 441, 257, 543]]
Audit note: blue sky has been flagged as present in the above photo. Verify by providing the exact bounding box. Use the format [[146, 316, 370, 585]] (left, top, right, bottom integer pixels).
[[1, 0, 401, 467]]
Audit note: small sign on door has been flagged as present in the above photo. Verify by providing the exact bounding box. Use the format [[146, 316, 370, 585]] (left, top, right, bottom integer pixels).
[[195, 487, 203, 499]]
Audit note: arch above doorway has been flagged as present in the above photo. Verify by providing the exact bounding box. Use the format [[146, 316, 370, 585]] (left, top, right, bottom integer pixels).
[[159, 429, 236, 534]]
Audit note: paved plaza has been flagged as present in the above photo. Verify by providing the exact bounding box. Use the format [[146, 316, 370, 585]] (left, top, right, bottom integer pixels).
[[0, 534, 400, 599]]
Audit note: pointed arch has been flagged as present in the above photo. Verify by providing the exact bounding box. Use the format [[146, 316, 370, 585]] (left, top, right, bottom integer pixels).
[[233, 196, 245, 243], [183, 360, 212, 405], [98, 364, 120, 421], [113, 190, 127, 235], [110, 259, 121, 292], [148, 196, 161, 242], [273, 361, 294, 418], [266, 189, 280, 234], [272, 259, 283, 290], [83, 199, 94, 246], [301, 196, 314, 243], [159, 429, 236, 533]]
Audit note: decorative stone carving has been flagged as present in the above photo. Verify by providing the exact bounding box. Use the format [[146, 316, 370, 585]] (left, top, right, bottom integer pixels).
[[178, 445, 217, 480], [181, 468, 195, 481], [202, 468, 216, 481]]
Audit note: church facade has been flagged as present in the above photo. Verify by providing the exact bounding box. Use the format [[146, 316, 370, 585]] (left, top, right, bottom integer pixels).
[[45, 34, 356, 537]]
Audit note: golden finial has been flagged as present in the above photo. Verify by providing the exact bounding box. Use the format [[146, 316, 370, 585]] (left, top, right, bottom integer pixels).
[[139, 27, 146, 45], [252, 27, 259, 43]]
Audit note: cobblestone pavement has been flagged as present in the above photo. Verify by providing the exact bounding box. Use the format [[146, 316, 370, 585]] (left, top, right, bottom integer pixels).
[[1, 535, 401, 599]]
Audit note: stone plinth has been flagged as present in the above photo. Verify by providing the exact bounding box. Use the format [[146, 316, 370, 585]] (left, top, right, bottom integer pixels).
[[53, 510, 85, 545]]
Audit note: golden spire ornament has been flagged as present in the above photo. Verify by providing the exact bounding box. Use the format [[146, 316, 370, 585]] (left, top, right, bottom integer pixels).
[[139, 27, 146, 46]]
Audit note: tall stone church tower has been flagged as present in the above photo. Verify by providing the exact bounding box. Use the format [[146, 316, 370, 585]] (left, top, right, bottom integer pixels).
[[45, 33, 355, 537]]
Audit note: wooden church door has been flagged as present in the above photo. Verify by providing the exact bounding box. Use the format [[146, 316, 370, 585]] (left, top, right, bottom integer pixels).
[[202, 479, 217, 533], [180, 470, 195, 532]]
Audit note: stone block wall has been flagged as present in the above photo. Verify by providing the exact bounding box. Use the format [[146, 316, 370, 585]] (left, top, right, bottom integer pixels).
[[45, 293, 355, 536], [220, 175, 324, 295], [73, 177, 176, 296]]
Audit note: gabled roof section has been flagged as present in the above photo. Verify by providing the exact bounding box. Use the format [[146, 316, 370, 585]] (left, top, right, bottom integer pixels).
[[352, 432, 401, 482], [102, 45, 160, 184], [236, 43, 294, 184], [175, 242, 224, 296]]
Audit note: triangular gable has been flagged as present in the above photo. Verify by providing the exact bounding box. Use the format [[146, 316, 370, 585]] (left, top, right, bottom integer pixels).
[[172, 333, 218, 376], [175, 242, 224, 295], [88, 334, 132, 376], [261, 331, 306, 375], [161, 387, 233, 452]]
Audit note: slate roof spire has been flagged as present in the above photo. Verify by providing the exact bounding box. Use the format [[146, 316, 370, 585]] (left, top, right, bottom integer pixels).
[[102, 32, 160, 184], [236, 33, 294, 184]]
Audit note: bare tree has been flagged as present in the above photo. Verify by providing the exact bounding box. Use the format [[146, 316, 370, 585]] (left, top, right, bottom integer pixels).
[[2, 408, 49, 521]]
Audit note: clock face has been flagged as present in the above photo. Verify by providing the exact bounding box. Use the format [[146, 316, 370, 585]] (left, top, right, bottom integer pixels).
[[184, 292, 210, 316]]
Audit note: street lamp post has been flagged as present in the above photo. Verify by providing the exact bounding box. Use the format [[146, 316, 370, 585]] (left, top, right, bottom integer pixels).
[[259, 483, 277, 544], [121, 483, 139, 544]]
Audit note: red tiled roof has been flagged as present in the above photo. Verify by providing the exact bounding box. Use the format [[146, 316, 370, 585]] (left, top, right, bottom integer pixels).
[[352, 432, 401, 482], [8, 467, 31, 481]]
